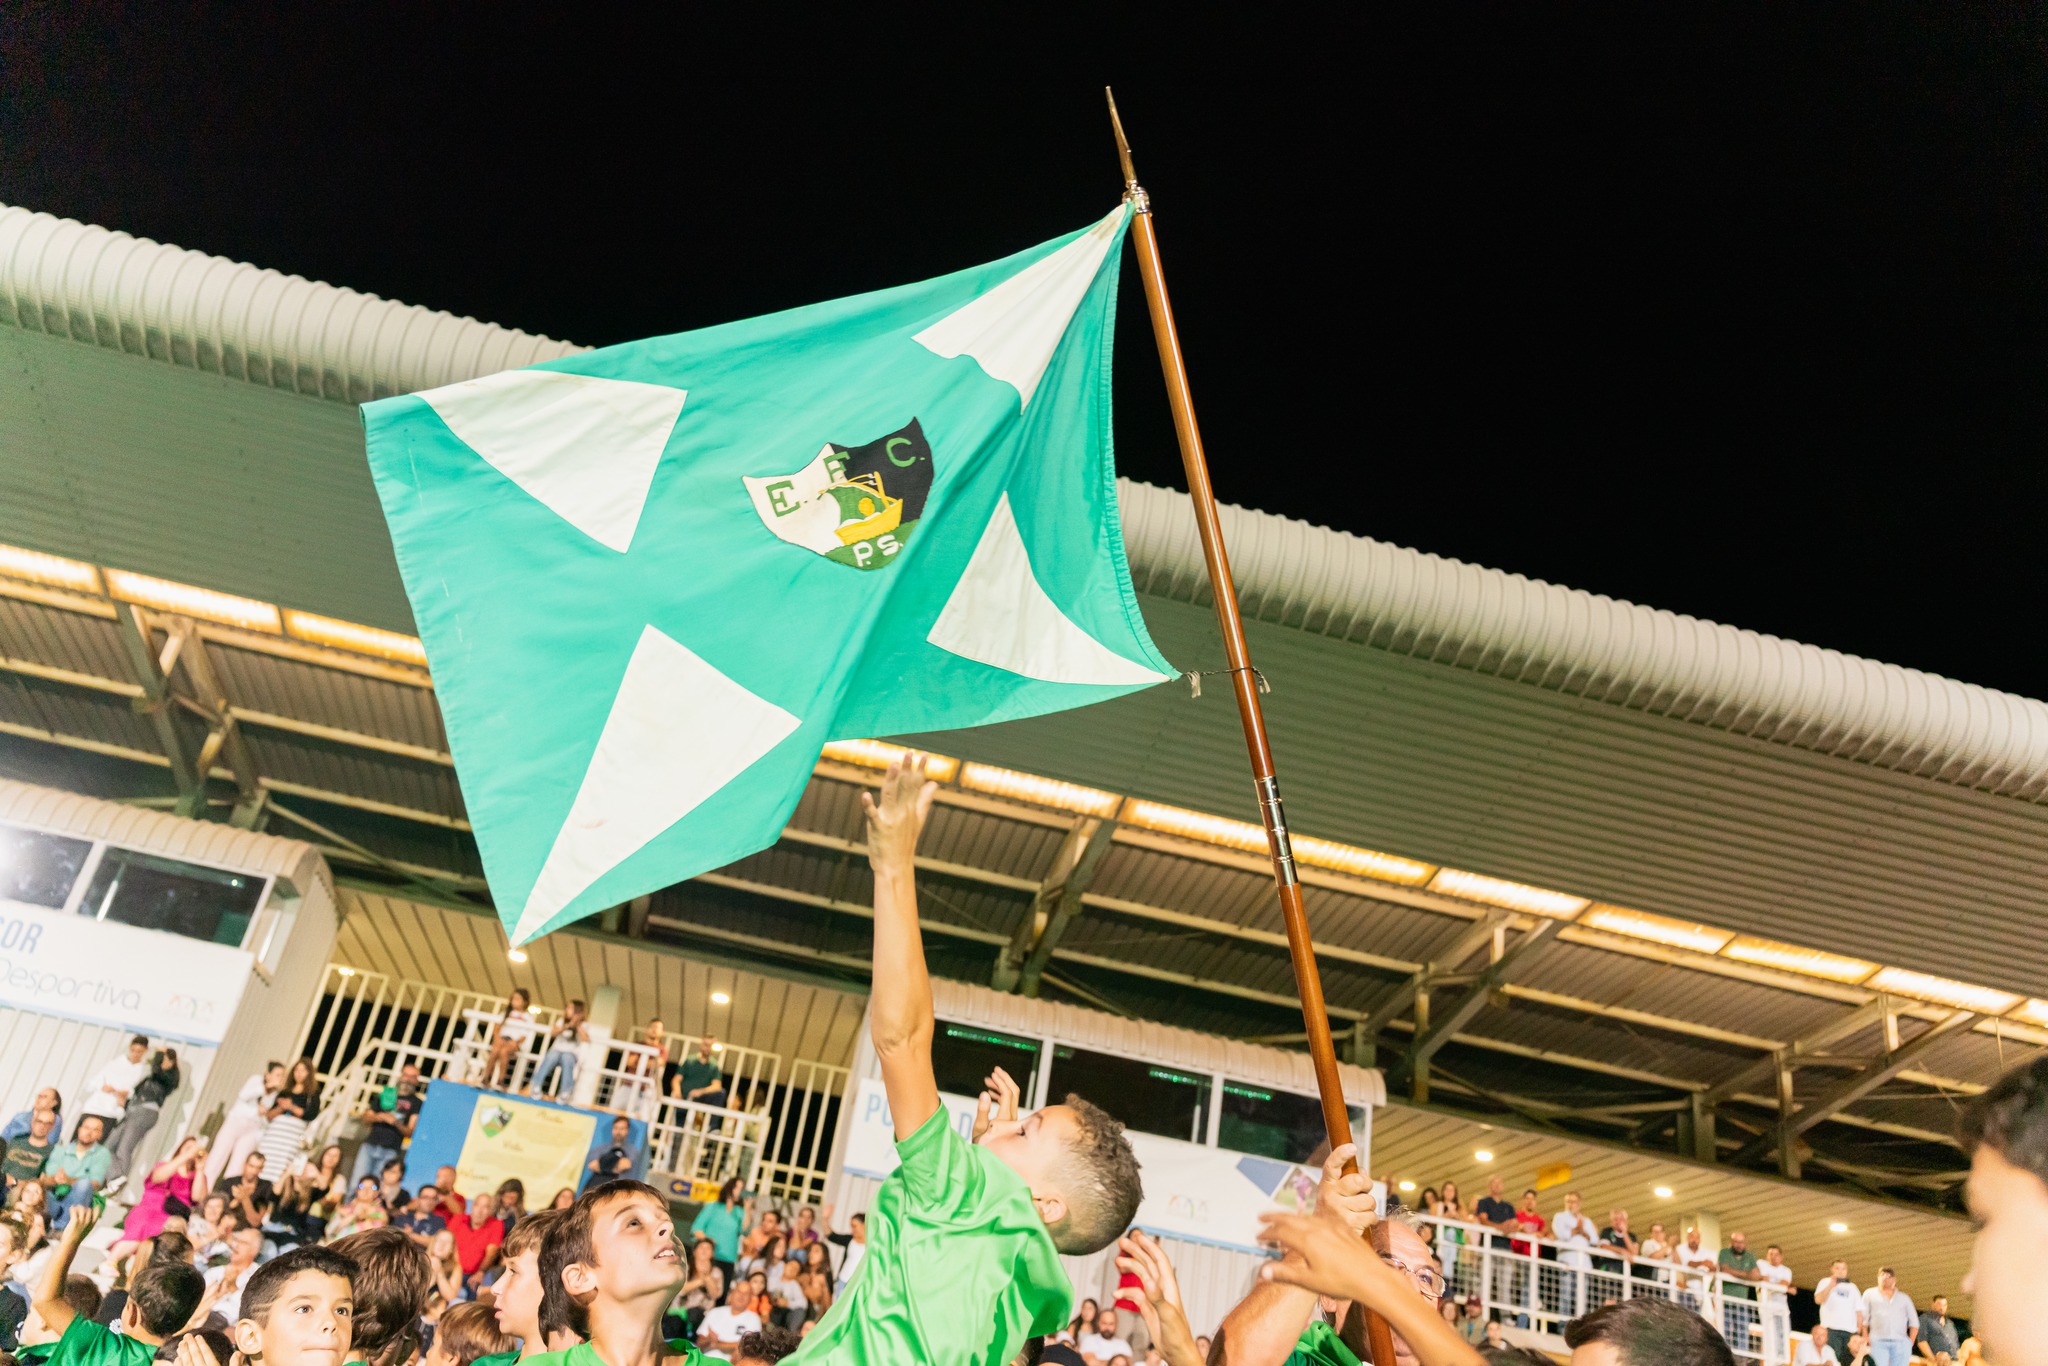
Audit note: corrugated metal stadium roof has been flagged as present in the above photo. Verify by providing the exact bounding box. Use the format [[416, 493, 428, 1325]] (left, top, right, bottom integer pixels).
[[4, 196, 2045, 1232]]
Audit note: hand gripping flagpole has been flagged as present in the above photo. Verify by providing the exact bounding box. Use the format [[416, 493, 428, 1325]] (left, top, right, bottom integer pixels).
[[1106, 89, 1402, 1366]]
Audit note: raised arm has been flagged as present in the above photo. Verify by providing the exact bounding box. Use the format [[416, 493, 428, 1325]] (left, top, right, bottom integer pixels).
[[863, 754, 940, 1140], [1211, 1144, 1371, 1366], [34, 1202, 98, 1336]]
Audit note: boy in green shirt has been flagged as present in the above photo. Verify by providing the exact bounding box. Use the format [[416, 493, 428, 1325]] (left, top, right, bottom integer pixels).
[[792, 754, 1144, 1365], [476, 1208, 580, 1366], [527, 1179, 703, 1366], [32, 1202, 204, 1366]]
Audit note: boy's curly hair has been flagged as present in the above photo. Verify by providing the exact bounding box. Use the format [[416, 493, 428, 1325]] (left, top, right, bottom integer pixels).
[[1047, 1094, 1143, 1255]]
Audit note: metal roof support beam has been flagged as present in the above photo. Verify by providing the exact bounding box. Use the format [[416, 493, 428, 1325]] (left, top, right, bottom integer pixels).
[[1017, 817, 1118, 999], [1348, 910, 1514, 1067], [1775, 1050, 1799, 1179], [115, 603, 203, 813], [1732, 1009, 1983, 1167], [170, 626, 268, 828], [1397, 918, 1563, 1103]]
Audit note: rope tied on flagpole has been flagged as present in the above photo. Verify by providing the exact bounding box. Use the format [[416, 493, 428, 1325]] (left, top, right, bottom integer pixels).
[[1180, 666, 1271, 699]]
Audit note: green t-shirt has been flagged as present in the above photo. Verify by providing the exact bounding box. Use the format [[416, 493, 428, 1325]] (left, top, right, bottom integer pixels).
[[2, 1136, 52, 1182], [1283, 1321, 1361, 1366], [515, 1338, 702, 1366], [791, 1107, 1071, 1365], [1717, 1246, 1759, 1300], [39, 1316, 157, 1366]]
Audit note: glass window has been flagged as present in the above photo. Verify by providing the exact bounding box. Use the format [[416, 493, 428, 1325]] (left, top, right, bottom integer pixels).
[[930, 1020, 1043, 1102], [1047, 1045, 1211, 1143], [1218, 1082, 1369, 1162], [77, 847, 265, 948], [0, 824, 93, 910]]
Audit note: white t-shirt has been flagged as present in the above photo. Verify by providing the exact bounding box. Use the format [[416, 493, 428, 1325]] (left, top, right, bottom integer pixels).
[[205, 1263, 254, 1324], [1760, 1260, 1794, 1305], [698, 1305, 761, 1354], [79, 1057, 150, 1120], [229, 1073, 271, 1119], [1079, 1334, 1135, 1363], [1862, 1287, 1917, 1341], [1817, 1278, 1863, 1332], [497, 1008, 537, 1041], [1675, 1241, 1717, 1290], [1793, 1340, 1842, 1366], [1552, 1211, 1597, 1269], [834, 1237, 866, 1292]]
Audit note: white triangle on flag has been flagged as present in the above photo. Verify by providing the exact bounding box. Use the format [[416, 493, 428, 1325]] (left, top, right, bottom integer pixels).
[[418, 369, 687, 553], [911, 207, 1124, 408], [927, 493, 1171, 687], [511, 625, 800, 943]]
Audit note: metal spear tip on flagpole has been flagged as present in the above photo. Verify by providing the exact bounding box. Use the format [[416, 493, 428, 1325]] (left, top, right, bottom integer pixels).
[[1103, 87, 1149, 212]]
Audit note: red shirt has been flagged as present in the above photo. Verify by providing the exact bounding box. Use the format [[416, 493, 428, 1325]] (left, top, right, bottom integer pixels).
[[1512, 1210, 1544, 1256], [450, 1215, 504, 1275]]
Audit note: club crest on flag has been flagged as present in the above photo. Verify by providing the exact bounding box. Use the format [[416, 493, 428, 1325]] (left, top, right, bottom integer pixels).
[[743, 418, 935, 571]]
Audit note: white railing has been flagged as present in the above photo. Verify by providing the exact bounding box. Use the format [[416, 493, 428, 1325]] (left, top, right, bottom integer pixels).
[[303, 1035, 772, 1194], [293, 964, 850, 1211], [1418, 1215, 1787, 1362]]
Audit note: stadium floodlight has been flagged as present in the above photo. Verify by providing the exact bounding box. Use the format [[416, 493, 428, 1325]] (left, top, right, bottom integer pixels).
[[1720, 936, 1877, 985], [818, 739, 960, 783], [1578, 905, 1735, 954], [285, 610, 430, 665], [1429, 868, 1589, 919], [1865, 967, 2021, 1016], [0, 542, 101, 594], [104, 568, 281, 633], [958, 763, 1123, 818]]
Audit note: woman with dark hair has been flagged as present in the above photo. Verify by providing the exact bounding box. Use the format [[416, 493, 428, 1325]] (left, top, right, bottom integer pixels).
[[483, 990, 535, 1091], [547, 1186, 575, 1211], [279, 1142, 345, 1240], [689, 1177, 747, 1286], [255, 1058, 320, 1185], [677, 1236, 724, 1338], [104, 1047, 180, 1183], [109, 1135, 207, 1256]]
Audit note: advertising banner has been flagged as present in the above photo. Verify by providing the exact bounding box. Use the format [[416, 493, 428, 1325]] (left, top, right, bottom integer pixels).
[[840, 1078, 1372, 1254], [407, 1082, 621, 1202], [0, 897, 252, 1045]]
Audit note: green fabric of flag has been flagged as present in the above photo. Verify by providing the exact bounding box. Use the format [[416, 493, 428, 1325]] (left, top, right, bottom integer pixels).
[[362, 206, 1173, 944]]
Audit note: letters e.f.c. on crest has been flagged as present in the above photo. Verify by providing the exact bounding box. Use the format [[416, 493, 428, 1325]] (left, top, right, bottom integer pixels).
[[743, 417, 935, 571]]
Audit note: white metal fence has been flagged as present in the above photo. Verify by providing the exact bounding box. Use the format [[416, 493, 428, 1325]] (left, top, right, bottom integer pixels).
[[1418, 1215, 1784, 1362], [292, 964, 849, 1212]]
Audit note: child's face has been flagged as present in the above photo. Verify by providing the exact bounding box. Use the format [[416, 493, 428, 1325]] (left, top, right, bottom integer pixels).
[[581, 1191, 681, 1302], [235, 1269, 354, 1366], [975, 1103, 1080, 1227], [492, 1249, 544, 1341]]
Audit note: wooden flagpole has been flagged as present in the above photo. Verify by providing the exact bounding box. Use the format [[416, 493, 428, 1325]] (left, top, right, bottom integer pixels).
[[1106, 89, 1401, 1365]]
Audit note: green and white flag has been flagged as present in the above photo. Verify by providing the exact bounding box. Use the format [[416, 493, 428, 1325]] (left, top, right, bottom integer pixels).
[[363, 206, 1174, 944]]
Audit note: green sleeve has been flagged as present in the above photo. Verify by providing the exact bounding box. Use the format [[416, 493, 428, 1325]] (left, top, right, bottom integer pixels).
[[1284, 1321, 1362, 1366], [889, 1108, 979, 1216], [48, 1317, 116, 1366]]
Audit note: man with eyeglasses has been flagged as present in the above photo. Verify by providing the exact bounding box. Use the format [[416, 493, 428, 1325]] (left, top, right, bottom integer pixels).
[[1211, 1143, 1447, 1365]]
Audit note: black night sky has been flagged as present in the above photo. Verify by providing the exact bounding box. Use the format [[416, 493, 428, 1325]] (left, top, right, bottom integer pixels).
[[4, 4, 2043, 695]]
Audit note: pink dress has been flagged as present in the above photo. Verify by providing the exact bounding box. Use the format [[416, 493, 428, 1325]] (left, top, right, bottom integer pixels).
[[122, 1169, 193, 1241]]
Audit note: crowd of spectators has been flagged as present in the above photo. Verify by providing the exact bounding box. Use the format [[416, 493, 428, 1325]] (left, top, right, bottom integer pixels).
[[1396, 1171, 1972, 1365]]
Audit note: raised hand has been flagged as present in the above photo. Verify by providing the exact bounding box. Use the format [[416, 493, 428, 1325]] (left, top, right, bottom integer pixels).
[[177, 1330, 227, 1366], [1313, 1142, 1376, 1237], [972, 1066, 1021, 1142], [1115, 1230, 1203, 1366], [861, 754, 937, 872]]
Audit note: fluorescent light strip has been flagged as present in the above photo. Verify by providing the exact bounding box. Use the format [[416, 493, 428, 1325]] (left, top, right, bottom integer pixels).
[[1722, 936, 1877, 985], [285, 611, 429, 666], [1579, 904, 1734, 955], [1865, 966, 2021, 1016], [105, 568, 281, 633], [0, 543, 101, 594], [1122, 800, 1434, 886], [818, 739, 960, 784], [958, 763, 1122, 818], [1430, 868, 1589, 918]]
